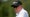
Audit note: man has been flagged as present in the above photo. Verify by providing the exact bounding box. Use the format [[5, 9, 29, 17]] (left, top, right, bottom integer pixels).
[[11, 1, 29, 17]]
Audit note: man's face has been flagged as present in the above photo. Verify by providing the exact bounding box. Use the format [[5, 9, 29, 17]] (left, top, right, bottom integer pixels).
[[14, 7, 19, 13], [14, 5, 22, 13]]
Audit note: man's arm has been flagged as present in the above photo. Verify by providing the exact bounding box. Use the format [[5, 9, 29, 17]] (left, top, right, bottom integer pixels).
[[18, 12, 29, 17], [24, 12, 29, 17]]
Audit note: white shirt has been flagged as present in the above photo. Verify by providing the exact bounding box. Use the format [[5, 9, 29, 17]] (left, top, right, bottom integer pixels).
[[16, 8, 29, 17]]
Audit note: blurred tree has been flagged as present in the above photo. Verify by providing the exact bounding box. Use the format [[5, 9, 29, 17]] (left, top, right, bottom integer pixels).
[[0, 0, 16, 17]]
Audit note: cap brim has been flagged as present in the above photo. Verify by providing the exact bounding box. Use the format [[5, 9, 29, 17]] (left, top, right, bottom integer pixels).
[[11, 4, 19, 7]]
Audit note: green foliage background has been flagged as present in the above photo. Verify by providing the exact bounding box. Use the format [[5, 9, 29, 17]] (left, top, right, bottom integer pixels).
[[0, 0, 30, 17]]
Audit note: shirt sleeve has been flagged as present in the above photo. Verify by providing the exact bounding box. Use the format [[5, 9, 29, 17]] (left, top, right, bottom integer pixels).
[[24, 12, 29, 17], [17, 12, 29, 17]]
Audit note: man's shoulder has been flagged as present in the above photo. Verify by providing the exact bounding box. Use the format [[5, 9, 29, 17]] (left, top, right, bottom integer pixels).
[[22, 8, 28, 13], [19, 8, 28, 15]]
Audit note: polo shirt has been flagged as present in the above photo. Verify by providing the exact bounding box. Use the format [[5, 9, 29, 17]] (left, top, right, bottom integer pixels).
[[16, 8, 29, 17]]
